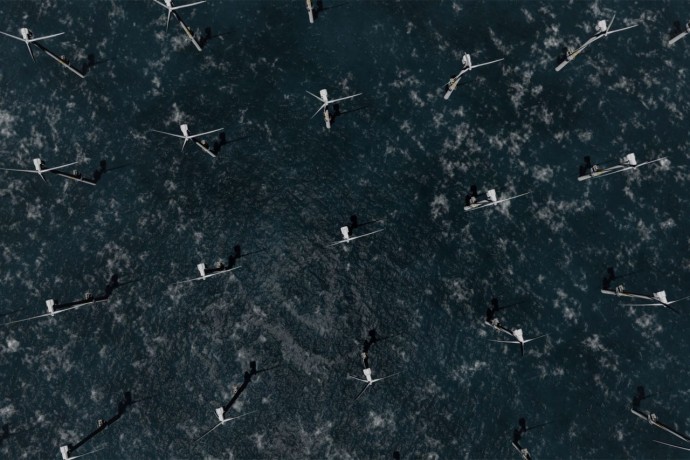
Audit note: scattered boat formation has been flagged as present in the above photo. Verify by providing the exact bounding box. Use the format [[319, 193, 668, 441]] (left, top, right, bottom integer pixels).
[[0, 4, 688, 458]]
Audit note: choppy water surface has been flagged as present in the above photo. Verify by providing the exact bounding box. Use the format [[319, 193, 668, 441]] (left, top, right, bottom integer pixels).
[[1, 1, 690, 458]]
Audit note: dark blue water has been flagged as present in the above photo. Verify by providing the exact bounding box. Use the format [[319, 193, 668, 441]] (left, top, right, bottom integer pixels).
[[1, 1, 690, 458]]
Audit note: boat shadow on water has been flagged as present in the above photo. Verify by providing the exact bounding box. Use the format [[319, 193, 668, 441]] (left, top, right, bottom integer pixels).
[[63, 391, 145, 456]]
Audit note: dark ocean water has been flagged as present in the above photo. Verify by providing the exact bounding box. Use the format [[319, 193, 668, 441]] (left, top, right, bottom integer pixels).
[[1, 1, 690, 458]]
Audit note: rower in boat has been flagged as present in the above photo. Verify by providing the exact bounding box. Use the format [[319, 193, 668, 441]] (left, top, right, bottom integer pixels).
[[443, 53, 503, 100], [175, 260, 240, 284], [150, 123, 223, 158], [555, 14, 639, 71], [485, 308, 514, 337], [464, 186, 530, 212], [152, 0, 206, 51], [307, 89, 361, 129]]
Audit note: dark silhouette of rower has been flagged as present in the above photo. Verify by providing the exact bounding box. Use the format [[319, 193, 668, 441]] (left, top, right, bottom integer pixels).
[[602, 267, 616, 291], [465, 184, 478, 206]]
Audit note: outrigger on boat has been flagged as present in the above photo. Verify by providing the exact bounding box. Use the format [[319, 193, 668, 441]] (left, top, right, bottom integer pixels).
[[601, 285, 688, 313], [152, 0, 205, 51]]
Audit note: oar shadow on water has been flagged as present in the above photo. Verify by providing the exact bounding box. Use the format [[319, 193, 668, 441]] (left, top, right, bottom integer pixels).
[[329, 103, 369, 128], [80, 53, 114, 76], [211, 133, 250, 155], [312, 1, 349, 21], [632, 385, 655, 409], [91, 160, 134, 184], [102, 273, 140, 298], [199, 27, 233, 49]]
